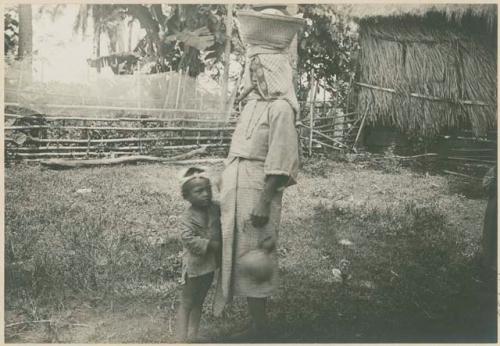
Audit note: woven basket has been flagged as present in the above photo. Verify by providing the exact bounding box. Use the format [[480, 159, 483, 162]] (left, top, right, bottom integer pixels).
[[237, 10, 305, 49]]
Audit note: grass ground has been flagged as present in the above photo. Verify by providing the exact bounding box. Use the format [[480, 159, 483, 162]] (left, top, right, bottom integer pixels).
[[4, 158, 497, 343]]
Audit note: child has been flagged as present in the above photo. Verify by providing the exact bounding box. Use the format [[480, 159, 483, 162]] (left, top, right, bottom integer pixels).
[[175, 167, 221, 342]]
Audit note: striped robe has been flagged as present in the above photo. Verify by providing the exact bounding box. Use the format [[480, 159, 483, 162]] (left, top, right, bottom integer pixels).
[[214, 98, 299, 315]]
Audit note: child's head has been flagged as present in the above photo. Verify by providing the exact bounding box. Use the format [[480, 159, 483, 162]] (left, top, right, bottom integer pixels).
[[180, 167, 212, 208]]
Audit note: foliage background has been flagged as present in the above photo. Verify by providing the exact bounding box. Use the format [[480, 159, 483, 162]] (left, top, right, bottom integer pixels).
[[4, 4, 358, 105]]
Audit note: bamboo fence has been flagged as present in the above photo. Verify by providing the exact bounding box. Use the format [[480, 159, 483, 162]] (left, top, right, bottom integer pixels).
[[5, 101, 495, 178], [5, 100, 356, 161], [298, 98, 360, 155], [5, 104, 235, 160]]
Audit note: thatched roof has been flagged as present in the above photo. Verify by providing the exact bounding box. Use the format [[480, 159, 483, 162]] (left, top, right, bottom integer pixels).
[[345, 4, 497, 136], [332, 4, 496, 27]]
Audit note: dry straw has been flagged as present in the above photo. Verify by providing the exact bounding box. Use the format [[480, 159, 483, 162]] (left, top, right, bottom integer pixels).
[[336, 4, 497, 136]]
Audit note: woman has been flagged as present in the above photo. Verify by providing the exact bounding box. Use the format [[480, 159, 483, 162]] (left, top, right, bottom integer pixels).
[[215, 7, 304, 339]]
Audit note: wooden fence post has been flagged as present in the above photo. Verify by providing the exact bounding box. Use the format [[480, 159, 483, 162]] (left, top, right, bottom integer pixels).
[[137, 60, 142, 109], [353, 107, 369, 149], [221, 4, 234, 112], [180, 66, 190, 109], [309, 74, 317, 156], [175, 69, 183, 109], [162, 73, 171, 118]]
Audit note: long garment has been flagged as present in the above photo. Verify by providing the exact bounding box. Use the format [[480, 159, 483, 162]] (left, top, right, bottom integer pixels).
[[215, 98, 299, 314]]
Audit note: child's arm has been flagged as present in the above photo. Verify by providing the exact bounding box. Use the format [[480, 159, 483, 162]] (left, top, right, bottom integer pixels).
[[207, 202, 222, 252], [181, 213, 210, 256]]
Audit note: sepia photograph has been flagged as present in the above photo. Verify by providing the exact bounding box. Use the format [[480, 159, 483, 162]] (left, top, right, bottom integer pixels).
[[3, 2, 498, 343]]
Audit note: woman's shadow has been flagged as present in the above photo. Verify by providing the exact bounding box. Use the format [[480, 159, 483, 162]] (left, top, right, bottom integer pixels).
[[209, 202, 497, 343]]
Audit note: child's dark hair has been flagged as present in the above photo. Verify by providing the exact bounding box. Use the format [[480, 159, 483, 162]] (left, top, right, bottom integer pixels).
[[181, 167, 210, 199]]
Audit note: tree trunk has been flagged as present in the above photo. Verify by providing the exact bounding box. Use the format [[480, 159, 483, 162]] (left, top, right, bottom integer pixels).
[[18, 4, 33, 59], [94, 25, 101, 73], [18, 4, 33, 84], [128, 20, 134, 52]]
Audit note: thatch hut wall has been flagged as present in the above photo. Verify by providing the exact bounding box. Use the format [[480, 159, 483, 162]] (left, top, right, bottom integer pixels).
[[353, 7, 497, 137]]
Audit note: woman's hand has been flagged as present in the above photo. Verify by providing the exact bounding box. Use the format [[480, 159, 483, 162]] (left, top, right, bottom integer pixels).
[[250, 175, 287, 228], [250, 199, 271, 227]]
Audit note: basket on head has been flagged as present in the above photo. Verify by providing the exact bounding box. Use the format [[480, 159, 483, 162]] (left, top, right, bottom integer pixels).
[[236, 10, 305, 49], [252, 4, 290, 15]]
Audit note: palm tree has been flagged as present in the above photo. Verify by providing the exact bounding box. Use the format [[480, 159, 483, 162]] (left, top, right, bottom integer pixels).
[[18, 4, 32, 59], [73, 4, 231, 76], [74, 4, 126, 73]]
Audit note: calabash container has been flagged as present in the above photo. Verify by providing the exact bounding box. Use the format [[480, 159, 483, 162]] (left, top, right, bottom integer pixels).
[[239, 249, 274, 283]]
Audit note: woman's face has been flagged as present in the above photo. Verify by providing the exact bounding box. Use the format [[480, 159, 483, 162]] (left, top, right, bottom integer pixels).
[[185, 178, 212, 208]]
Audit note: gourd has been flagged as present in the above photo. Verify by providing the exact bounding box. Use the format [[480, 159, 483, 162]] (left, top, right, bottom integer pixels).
[[239, 234, 275, 283], [239, 249, 274, 283]]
